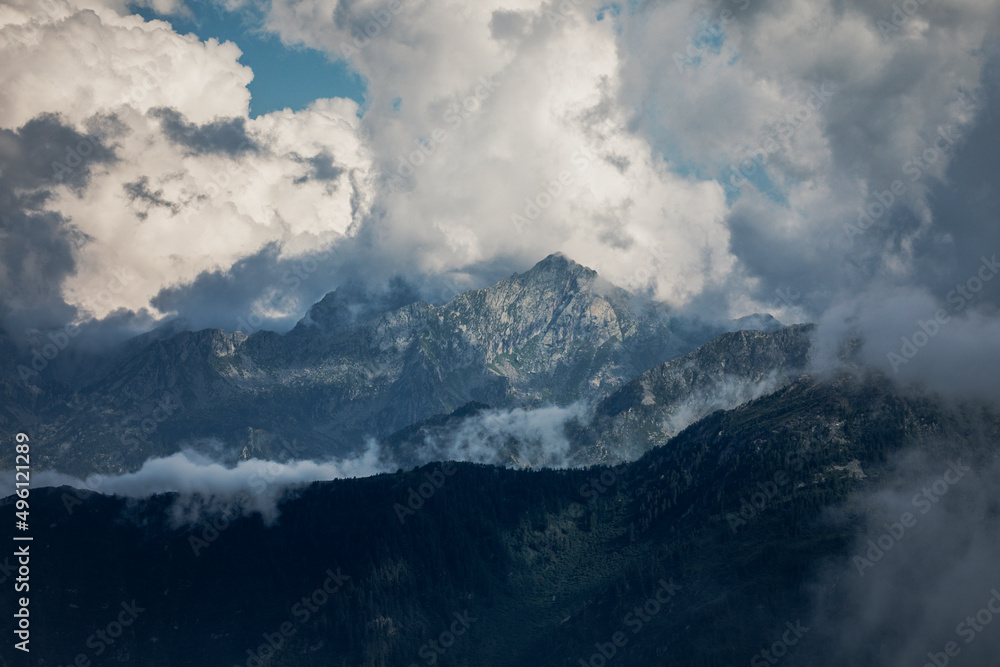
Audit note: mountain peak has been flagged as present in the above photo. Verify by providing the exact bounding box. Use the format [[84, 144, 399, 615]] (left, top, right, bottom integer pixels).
[[527, 252, 591, 274], [512, 253, 599, 291], [293, 277, 422, 333]]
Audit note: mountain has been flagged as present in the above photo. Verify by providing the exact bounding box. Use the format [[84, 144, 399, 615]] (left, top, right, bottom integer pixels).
[[8, 370, 998, 666], [576, 323, 815, 463], [0, 329, 48, 435], [378, 324, 814, 469], [7, 254, 776, 475]]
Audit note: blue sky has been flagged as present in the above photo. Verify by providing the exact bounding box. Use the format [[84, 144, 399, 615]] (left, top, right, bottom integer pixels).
[[131, 2, 367, 117]]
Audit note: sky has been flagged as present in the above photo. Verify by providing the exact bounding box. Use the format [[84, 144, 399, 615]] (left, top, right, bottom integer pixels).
[[129, 1, 367, 116], [1, 0, 1000, 395]]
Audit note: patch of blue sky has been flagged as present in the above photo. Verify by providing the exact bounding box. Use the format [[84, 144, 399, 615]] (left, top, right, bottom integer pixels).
[[721, 165, 789, 206], [595, 2, 619, 21], [127, 2, 367, 118]]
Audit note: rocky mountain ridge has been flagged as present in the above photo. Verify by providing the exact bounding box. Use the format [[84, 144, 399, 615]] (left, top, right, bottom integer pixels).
[[2, 254, 780, 474]]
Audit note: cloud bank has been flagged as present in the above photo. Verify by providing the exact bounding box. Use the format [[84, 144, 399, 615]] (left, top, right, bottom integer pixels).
[[1, 0, 999, 399], [804, 447, 1000, 666], [0, 402, 591, 522]]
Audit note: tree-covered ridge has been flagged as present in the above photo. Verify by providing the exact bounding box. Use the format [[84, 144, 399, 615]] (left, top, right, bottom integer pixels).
[[7, 371, 998, 666]]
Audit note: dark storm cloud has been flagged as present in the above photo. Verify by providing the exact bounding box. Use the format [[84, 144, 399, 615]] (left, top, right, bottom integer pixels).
[[148, 243, 405, 334], [144, 229, 521, 336], [148, 107, 259, 156], [806, 54, 1000, 405], [0, 113, 116, 338], [0, 209, 84, 336], [150, 244, 296, 332], [296, 274, 421, 330], [123, 176, 179, 219], [292, 151, 344, 185], [913, 49, 1000, 309], [0, 112, 116, 190], [802, 448, 1000, 667]]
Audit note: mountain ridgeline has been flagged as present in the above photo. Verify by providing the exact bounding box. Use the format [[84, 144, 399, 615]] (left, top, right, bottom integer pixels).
[[2, 253, 999, 666], [3, 254, 780, 474], [5, 370, 999, 666]]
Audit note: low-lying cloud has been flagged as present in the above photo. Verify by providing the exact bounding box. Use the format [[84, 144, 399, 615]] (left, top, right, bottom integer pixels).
[[803, 447, 1000, 666], [0, 446, 385, 525], [383, 403, 590, 470], [0, 403, 593, 524], [813, 283, 1000, 405]]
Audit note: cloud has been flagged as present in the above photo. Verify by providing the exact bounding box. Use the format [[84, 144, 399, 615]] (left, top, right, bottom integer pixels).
[[0, 445, 386, 525], [0, 0, 999, 409], [813, 282, 1000, 404], [803, 447, 1000, 666], [0, 402, 588, 522], [0, 0, 252, 127], [0, 113, 117, 335], [619, 0, 998, 310], [263, 0, 737, 306], [0, 1, 373, 337], [149, 107, 260, 156], [384, 403, 590, 470]]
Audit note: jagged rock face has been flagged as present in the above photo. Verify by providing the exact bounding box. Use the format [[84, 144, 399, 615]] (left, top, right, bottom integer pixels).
[[576, 324, 816, 463], [377, 324, 817, 469], [440, 253, 692, 403], [8, 254, 773, 475], [446, 253, 625, 362]]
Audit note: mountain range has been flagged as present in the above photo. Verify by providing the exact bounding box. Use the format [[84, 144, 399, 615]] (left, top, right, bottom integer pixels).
[[5, 367, 998, 666], [2, 253, 780, 475], [3, 253, 997, 667]]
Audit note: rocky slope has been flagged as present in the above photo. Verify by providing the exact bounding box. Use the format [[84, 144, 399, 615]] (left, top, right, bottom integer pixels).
[[376, 324, 815, 469], [4, 254, 778, 474], [576, 323, 815, 463]]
